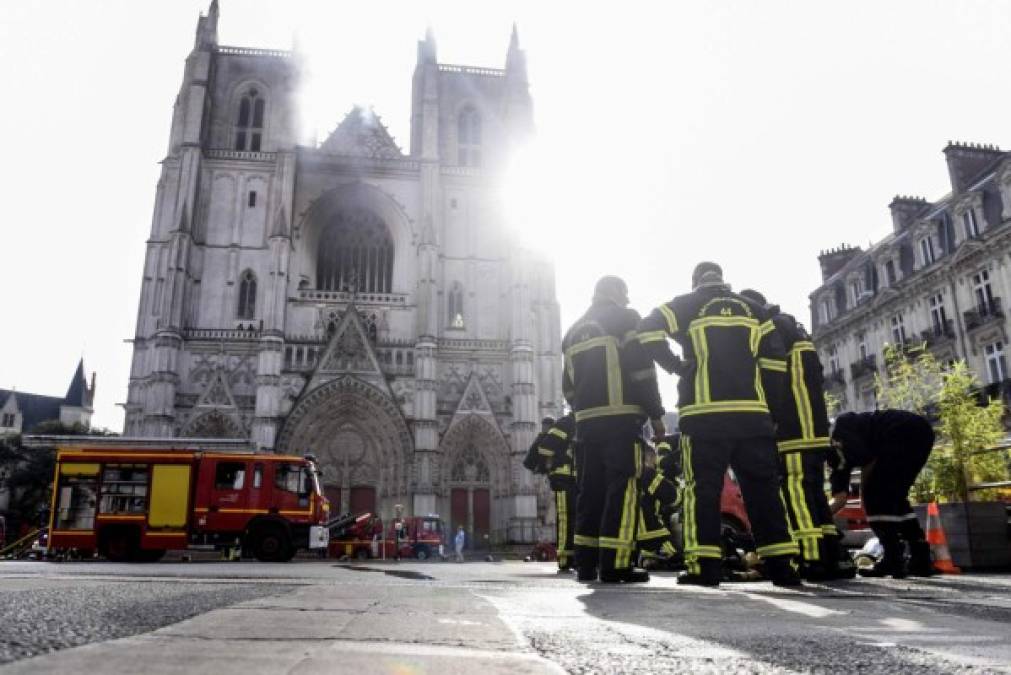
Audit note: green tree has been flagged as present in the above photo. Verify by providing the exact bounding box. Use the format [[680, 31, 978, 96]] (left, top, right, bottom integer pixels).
[[1, 421, 116, 532], [874, 344, 1006, 502]]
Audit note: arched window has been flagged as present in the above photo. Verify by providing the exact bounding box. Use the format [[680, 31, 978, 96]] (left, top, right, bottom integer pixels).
[[234, 87, 266, 152], [457, 107, 481, 167], [317, 209, 394, 293], [448, 282, 465, 328], [451, 445, 490, 483], [237, 270, 257, 319]]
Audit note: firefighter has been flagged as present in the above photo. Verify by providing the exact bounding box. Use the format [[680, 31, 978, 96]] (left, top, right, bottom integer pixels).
[[829, 410, 935, 578], [536, 413, 578, 572], [523, 416, 556, 475], [562, 275, 666, 583], [740, 289, 855, 581], [638, 262, 800, 587], [637, 441, 680, 566]]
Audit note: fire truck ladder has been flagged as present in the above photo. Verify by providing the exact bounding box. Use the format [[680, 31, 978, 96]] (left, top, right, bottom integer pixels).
[[325, 512, 360, 538], [0, 528, 41, 560]]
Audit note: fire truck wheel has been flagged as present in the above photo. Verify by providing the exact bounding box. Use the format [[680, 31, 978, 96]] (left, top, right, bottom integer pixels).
[[250, 524, 292, 562], [100, 528, 138, 563], [355, 548, 369, 560], [136, 549, 166, 563], [415, 545, 430, 560]]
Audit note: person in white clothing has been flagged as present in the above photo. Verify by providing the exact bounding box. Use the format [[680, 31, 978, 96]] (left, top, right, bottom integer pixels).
[[454, 526, 466, 562]]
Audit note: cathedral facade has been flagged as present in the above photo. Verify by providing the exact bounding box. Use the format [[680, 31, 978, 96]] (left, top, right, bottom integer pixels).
[[124, 2, 563, 543]]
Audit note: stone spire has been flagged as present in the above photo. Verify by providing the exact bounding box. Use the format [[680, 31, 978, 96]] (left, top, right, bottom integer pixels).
[[418, 25, 437, 65], [505, 23, 527, 80], [194, 0, 219, 51]]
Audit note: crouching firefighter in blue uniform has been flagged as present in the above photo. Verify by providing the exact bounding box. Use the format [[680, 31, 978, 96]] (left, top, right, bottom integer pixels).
[[829, 410, 935, 578], [562, 276, 666, 583]]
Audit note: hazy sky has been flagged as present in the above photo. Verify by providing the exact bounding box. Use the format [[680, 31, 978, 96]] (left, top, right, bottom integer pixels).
[[2, 1, 1010, 431]]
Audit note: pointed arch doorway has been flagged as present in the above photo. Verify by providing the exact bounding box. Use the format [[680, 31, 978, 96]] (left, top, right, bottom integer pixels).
[[439, 414, 510, 550], [275, 376, 413, 519], [449, 445, 492, 550]]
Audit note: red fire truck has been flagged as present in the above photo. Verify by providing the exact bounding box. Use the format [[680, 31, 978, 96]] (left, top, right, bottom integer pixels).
[[329, 512, 444, 560], [42, 437, 330, 562]]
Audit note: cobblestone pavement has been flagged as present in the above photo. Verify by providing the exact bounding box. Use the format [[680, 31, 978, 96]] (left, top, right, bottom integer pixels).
[[1, 560, 1010, 673]]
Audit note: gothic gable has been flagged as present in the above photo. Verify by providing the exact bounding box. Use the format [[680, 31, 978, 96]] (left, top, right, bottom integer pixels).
[[195, 369, 239, 409], [453, 373, 494, 417], [319, 107, 403, 159], [307, 304, 389, 394]]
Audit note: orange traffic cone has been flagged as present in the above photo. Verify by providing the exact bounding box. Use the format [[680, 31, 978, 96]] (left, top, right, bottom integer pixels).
[[925, 501, 960, 574]]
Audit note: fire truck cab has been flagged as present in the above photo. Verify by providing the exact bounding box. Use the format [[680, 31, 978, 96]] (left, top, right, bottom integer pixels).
[[41, 437, 330, 562]]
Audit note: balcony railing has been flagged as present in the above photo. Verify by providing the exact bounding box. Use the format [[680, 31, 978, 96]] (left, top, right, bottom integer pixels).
[[919, 319, 956, 348], [849, 354, 877, 380], [978, 378, 1011, 405], [296, 289, 409, 306], [825, 369, 846, 388], [183, 326, 261, 341], [963, 297, 1003, 331]]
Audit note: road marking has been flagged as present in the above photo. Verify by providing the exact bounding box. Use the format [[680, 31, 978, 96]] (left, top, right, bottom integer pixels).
[[879, 617, 923, 631], [737, 592, 844, 618], [437, 618, 484, 626]]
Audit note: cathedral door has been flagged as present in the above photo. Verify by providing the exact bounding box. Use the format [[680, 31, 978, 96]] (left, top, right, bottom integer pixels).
[[472, 488, 490, 549], [450, 489, 468, 546], [350, 486, 376, 515]]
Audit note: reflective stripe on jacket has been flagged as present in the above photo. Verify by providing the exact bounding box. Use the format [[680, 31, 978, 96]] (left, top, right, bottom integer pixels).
[[638, 286, 785, 439]]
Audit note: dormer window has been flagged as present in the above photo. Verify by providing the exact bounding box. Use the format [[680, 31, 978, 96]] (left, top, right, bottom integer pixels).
[[457, 107, 482, 167], [848, 277, 865, 307], [918, 235, 936, 267], [962, 208, 980, 239], [235, 87, 265, 152], [884, 259, 898, 286], [819, 296, 835, 325]]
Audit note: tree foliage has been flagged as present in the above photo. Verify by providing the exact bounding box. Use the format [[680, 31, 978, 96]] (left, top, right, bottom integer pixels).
[[874, 344, 1006, 502], [1, 421, 115, 532]]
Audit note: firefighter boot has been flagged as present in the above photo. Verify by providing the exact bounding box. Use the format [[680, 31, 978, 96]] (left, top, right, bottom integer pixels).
[[859, 524, 906, 579], [820, 533, 857, 580], [677, 558, 721, 587], [600, 567, 650, 583], [900, 517, 935, 577], [764, 556, 803, 587]]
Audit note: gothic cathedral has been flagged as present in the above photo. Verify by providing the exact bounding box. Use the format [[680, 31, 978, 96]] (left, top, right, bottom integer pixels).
[[125, 2, 563, 542]]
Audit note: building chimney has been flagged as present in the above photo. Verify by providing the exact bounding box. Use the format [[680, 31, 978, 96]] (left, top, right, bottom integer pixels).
[[943, 141, 1004, 193], [888, 195, 929, 233], [817, 244, 862, 282]]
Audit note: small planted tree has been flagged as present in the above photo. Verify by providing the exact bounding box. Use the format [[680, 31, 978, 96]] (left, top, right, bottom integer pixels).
[[874, 344, 1006, 503]]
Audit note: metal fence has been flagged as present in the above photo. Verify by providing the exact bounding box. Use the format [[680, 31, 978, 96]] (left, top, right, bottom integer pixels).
[[968, 440, 1011, 492]]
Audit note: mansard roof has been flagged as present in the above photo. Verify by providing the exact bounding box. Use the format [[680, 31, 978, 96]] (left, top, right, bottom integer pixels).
[[319, 106, 403, 159], [0, 389, 63, 432]]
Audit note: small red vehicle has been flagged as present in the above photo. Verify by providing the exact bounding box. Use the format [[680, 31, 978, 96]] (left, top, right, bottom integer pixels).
[[330, 513, 445, 560], [721, 469, 752, 538], [834, 470, 873, 547], [44, 438, 330, 562]]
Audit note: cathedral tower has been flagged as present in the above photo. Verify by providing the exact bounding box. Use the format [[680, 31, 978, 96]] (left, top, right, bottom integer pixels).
[[126, 3, 562, 544]]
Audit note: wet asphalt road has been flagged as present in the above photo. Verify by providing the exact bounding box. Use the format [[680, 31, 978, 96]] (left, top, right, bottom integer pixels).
[[1, 559, 1009, 673]]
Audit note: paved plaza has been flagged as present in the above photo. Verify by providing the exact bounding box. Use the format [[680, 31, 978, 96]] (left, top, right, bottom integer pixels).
[[1, 559, 1009, 673]]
